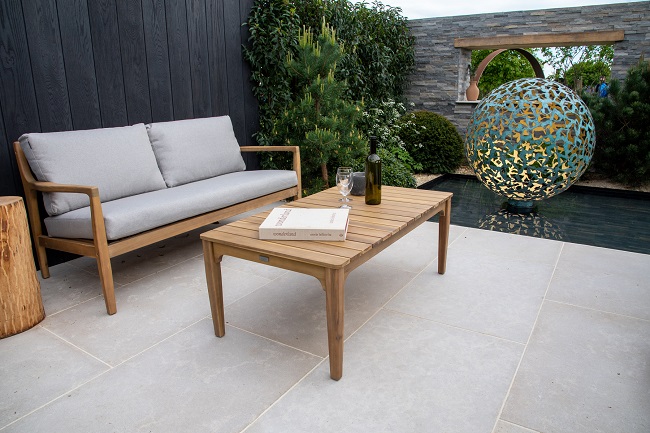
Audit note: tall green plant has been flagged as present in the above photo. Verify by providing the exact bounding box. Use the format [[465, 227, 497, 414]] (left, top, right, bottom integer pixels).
[[584, 59, 650, 185], [273, 22, 365, 193]]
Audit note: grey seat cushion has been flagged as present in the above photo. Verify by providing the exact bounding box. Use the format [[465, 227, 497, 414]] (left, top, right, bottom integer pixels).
[[44, 170, 298, 240], [146, 116, 247, 187], [19, 124, 166, 216]]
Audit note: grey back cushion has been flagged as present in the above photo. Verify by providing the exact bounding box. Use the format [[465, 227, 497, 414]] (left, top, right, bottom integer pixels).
[[146, 116, 247, 187], [19, 124, 166, 216]]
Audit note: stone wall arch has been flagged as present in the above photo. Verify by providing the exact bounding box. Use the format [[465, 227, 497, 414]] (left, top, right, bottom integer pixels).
[[467, 48, 546, 101], [406, 1, 649, 132]]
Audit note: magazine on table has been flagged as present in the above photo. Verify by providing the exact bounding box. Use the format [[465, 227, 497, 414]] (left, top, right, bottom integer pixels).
[[259, 208, 350, 241]]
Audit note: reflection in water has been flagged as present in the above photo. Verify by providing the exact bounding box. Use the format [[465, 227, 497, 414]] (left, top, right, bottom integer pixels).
[[478, 209, 566, 240], [424, 175, 650, 255]]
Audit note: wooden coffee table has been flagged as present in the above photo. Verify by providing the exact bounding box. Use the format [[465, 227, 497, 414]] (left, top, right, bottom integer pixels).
[[201, 186, 452, 380]]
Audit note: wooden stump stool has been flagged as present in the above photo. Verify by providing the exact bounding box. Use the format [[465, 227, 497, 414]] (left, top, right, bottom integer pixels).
[[1, 196, 45, 338]]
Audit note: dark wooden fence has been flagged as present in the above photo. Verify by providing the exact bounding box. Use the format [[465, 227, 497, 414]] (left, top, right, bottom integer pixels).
[[0, 0, 259, 198]]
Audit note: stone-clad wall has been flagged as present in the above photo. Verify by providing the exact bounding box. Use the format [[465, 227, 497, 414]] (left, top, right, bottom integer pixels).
[[406, 1, 650, 133]]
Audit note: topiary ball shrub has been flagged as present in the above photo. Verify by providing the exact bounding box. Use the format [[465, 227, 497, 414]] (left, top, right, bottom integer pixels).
[[398, 111, 464, 173]]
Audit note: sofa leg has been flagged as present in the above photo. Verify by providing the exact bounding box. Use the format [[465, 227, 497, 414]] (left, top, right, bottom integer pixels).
[[96, 255, 116, 315], [36, 244, 50, 279]]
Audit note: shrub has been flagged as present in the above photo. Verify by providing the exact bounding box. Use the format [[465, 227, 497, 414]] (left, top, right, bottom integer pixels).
[[584, 59, 650, 185], [398, 111, 464, 174]]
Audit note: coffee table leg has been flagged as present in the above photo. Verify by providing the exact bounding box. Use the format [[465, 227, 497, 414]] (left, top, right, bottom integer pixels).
[[438, 199, 451, 275], [203, 240, 225, 337], [325, 268, 345, 380]]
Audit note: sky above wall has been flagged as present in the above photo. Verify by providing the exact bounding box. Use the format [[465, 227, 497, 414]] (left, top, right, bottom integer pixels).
[[354, 0, 645, 19]]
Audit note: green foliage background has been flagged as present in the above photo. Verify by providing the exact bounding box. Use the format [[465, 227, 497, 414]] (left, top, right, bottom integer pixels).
[[244, 0, 300, 146], [584, 60, 650, 185], [564, 60, 611, 90], [537, 45, 614, 85]]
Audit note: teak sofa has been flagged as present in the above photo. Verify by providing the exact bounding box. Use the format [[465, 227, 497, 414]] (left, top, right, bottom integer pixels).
[[14, 116, 301, 315]]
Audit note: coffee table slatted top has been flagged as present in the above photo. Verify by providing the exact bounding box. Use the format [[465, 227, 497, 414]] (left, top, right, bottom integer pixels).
[[201, 185, 452, 380], [201, 186, 452, 269]]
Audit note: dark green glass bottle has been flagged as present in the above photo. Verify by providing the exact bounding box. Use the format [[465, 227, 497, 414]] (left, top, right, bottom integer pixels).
[[365, 136, 381, 205]]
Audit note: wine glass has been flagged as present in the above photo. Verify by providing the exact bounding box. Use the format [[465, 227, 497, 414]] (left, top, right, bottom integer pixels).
[[336, 167, 354, 208]]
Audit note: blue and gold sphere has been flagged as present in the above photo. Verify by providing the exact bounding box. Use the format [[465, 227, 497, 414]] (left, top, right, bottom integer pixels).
[[465, 78, 595, 211]]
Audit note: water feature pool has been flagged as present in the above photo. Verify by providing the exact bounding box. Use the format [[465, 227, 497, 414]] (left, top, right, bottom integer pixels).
[[422, 175, 650, 255]]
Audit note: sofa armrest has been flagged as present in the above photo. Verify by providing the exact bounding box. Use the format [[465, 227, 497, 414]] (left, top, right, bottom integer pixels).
[[240, 146, 301, 198], [240, 145, 299, 153], [32, 181, 99, 197], [13, 141, 109, 256], [28, 181, 107, 243]]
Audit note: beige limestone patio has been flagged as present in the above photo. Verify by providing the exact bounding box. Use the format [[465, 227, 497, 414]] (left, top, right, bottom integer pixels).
[[1, 203, 648, 433]]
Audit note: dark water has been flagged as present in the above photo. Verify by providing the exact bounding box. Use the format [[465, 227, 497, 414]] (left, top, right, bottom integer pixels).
[[422, 175, 650, 255]]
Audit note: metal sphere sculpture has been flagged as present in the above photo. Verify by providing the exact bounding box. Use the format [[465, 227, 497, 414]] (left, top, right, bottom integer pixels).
[[465, 78, 595, 212]]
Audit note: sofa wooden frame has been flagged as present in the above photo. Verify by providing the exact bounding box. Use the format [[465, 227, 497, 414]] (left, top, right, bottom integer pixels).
[[14, 143, 301, 315]]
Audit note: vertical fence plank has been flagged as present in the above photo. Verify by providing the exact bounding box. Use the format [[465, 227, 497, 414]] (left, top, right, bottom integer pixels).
[[0, 105, 15, 196], [87, 0, 127, 128], [143, 0, 173, 122], [223, 0, 246, 145], [116, 0, 152, 124], [16, 0, 72, 267], [0, 0, 41, 194], [57, 0, 101, 130], [239, 0, 258, 152], [165, 0, 193, 120], [22, 0, 72, 132], [206, 0, 229, 116], [186, 0, 212, 118]]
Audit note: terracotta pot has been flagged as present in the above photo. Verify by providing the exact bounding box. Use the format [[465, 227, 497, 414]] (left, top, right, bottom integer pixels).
[[466, 80, 480, 101]]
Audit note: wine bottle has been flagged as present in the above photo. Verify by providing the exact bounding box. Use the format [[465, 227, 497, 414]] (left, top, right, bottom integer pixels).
[[365, 136, 381, 205]]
